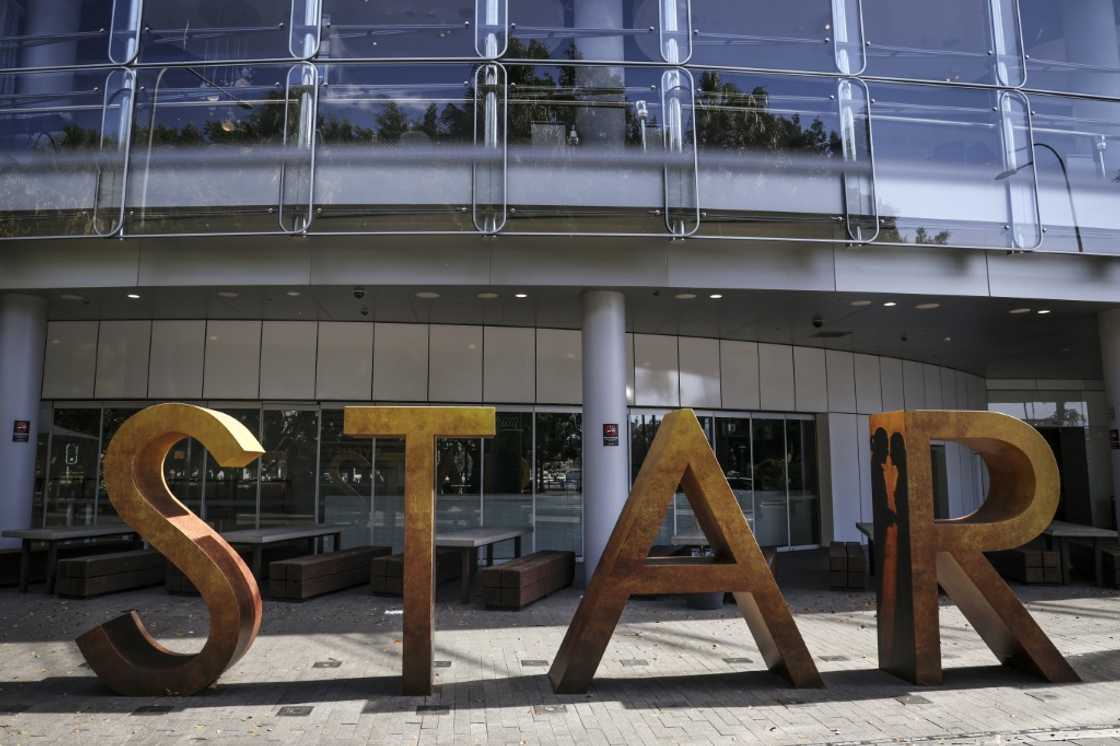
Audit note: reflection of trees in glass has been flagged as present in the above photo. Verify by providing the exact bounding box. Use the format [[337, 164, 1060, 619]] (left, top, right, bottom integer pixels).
[[318, 88, 472, 145], [135, 88, 294, 146], [914, 226, 951, 245]]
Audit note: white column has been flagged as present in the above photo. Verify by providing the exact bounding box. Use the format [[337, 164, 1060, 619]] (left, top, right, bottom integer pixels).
[[0, 295, 47, 547], [581, 290, 629, 584], [20, 0, 83, 69], [1100, 309, 1120, 529]]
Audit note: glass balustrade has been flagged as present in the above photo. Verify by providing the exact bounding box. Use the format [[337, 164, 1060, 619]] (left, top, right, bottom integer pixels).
[[1020, 0, 1120, 99], [321, 0, 506, 59], [0, 0, 139, 70]]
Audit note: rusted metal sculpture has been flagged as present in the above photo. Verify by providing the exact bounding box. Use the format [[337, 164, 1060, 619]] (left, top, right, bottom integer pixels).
[[76, 404, 265, 696], [870, 410, 1079, 685], [550, 409, 822, 693], [344, 406, 496, 696]]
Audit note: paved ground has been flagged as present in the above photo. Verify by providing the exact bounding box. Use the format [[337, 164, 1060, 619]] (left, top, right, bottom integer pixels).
[[1, 555, 1120, 745]]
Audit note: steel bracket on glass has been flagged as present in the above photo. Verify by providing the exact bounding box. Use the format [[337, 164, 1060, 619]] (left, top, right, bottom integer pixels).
[[840, 77, 879, 243], [472, 62, 508, 234], [997, 89, 1042, 251], [279, 63, 320, 234], [475, 0, 510, 59], [661, 67, 700, 237]]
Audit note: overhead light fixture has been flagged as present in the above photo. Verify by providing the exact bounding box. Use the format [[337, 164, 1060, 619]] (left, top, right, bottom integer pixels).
[[915, 302, 941, 310], [126, 293, 141, 300], [944, 336, 952, 342], [59, 293, 86, 302], [286, 291, 301, 297], [217, 291, 239, 299], [477, 292, 499, 300], [1037, 309, 1052, 315], [883, 301, 897, 307], [416, 291, 440, 299], [514, 293, 528, 299], [850, 300, 873, 307], [708, 293, 724, 300], [674, 293, 697, 300], [1009, 307, 1032, 315]]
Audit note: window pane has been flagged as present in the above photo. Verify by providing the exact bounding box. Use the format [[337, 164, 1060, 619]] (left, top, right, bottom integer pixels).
[[507, 0, 687, 64], [32, 417, 48, 527], [437, 438, 482, 530], [1030, 94, 1120, 256], [862, 0, 1024, 86], [319, 409, 373, 549], [715, 417, 753, 531], [165, 438, 205, 516], [752, 418, 787, 547], [872, 83, 1040, 250], [629, 413, 672, 545], [312, 63, 503, 234], [695, 71, 875, 242], [483, 411, 533, 559], [260, 409, 319, 527], [786, 419, 819, 545], [506, 63, 697, 235], [322, 0, 504, 59], [535, 412, 582, 555], [46, 408, 100, 527], [672, 415, 713, 539], [374, 438, 405, 551], [0, 0, 126, 70], [690, 0, 864, 75], [1020, 0, 1120, 98], [126, 63, 314, 235], [97, 407, 141, 524], [138, 0, 315, 64], [205, 408, 260, 531], [0, 69, 131, 240]]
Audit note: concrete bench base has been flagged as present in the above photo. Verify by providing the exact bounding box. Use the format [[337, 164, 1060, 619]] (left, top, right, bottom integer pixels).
[[56, 550, 163, 598], [370, 549, 460, 595], [270, 546, 391, 600], [481, 551, 575, 609]]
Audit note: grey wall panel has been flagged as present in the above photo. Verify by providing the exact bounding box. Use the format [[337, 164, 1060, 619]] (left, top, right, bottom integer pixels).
[[94, 320, 151, 400], [758, 343, 795, 411], [829, 413, 863, 542], [484, 326, 535, 404], [259, 321, 317, 400], [429, 324, 483, 402], [720, 340, 761, 410], [903, 360, 926, 409], [148, 320, 205, 399], [634, 334, 681, 407], [316, 322, 373, 401], [987, 252, 1120, 303], [853, 354, 883, 414], [923, 364, 943, 409], [856, 414, 872, 530], [826, 350, 857, 414], [374, 323, 429, 402], [42, 321, 98, 399], [835, 244, 990, 297], [679, 337, 721, 409], [880, 357, 905, 411], [793, 346, 828, 413], [536, 328, 581, 405], [203, 321, 261, 400]]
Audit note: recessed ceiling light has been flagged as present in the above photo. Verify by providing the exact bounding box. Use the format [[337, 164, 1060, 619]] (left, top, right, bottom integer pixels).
[[126, 293, 141, 300], [944, 336, 952, 342], [286, 290, 301, 297], [675, 293, 697, 300], [709, 293, 724, 300], [1037, 309, 1052, 315], [850, 300, 873, 307], [1009, 307, 1032, 315], [883, 301, 897, 307], [217, 291, 239, 299], [916, 302, 941, 310], [59, 293, 86, 302], [514, 293, 528, 299], [416, 291, 440, 299], [477, 292, 500, 300]]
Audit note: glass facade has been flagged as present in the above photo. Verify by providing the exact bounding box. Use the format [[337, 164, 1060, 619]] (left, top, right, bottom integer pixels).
[[34, 403, 820, 554], [3, 0, 1119, 253]]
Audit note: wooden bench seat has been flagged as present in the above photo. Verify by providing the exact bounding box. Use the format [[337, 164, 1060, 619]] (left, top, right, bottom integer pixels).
[[370, 549, 460, 595], [1, 539, 142, 587], [480, 551, 575, 609], [56, 550, 163, 598], [166, 545, 305, 594], [986, 545, 1061, 584], [270, 546, 391, 600], [829, 542, 868, 590]]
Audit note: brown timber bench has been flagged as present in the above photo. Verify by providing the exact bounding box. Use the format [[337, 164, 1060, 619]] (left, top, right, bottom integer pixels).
[[1, 539, 143, 587], [165, 545, 305, 594], [270, 546, 391, 600], [986, 544, 1061, 584], [829, 542, 868, 590], [55, 550, 163, 598], [480, 550, 575, 610], [369, 548, 461, 595]]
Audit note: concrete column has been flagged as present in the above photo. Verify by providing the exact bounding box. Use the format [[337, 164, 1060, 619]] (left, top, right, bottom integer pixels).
[[20, 0, 83, 70], [573, 0, 626, 147], [0, 295, 47, 547], [1100, 309, 1120, 529], [581, 290, 629, 584]]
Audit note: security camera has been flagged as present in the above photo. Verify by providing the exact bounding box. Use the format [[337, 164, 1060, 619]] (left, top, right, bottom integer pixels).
[[900, 333, 909, 343], [812, 315, 823, 329], [353, 287, 366, 300], [360, 306, 370, 318]]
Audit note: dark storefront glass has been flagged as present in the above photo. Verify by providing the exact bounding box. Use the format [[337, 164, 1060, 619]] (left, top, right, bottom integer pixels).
[[0, 0, 130, 70], [751, 418, 788, 548], [437, 438, 482, 530], [534, 412, 582, 554], [164, 437, 205, 516], [787, 419, 819, 545], [322, 0, 504, 60], [45, 408, 101, 527], [483, 412, 533, 558], [715, 417, 752, 523], [96, 407, 141, 523], [205, 408, 260, 531], [32, 423, 48, 527], [319, 409, 373, 548], [672, 415, 713, 538], [260, 408, 319, 527], [630, 412, 672, 544], [1020, 0, 1120, 99], [373, 438, 405, 551]]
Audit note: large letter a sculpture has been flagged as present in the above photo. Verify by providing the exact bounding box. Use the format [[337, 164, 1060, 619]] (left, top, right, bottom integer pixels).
[[549, 409, 822, 693]]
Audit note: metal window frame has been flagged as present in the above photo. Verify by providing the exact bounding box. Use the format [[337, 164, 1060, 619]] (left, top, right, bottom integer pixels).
[[0, 0, 138, 73]]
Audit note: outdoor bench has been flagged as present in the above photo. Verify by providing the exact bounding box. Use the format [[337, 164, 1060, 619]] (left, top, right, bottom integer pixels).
[[480, 550, 575, 610], [270, 545, 391, 600], [55, 549, 163, 598], [370, 548, 461, 595]]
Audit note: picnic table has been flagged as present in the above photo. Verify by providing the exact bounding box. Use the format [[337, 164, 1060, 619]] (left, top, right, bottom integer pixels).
[[223, 525, 346, 580], [437, 527, 530, 603], [1042, 520, 1119, 585], [2, 526, 140, 593]]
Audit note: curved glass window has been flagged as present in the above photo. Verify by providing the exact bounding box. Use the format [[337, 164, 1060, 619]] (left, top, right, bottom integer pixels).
[[137, 0, 319, 64], [507, 0, 688, 65], [505, 63, 697, 235], [0, 68, 132, 240], [1020, 0, 1120, 99], [694, 71, 875, 243], [1031, 94, 1120, 255], [0, 0, 139, 70], [312, 63, 504, 234], [321, 0, 506, 59], [871, 83, 1040, 251], [690, 0, 866, 75], [862, 0, 1025, 87], [125, 63, 315, 236]]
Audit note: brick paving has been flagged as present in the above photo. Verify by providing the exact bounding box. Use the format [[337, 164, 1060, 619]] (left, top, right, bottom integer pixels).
[[1, 554, 1119, 745]]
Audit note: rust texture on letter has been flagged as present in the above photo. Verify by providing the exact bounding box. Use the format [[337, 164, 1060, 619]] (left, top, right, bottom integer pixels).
[[870, 410, 1079, 685], [549, 409, 822, 693], [344, 407, 496, 696], [76, 404, 265, 696]]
